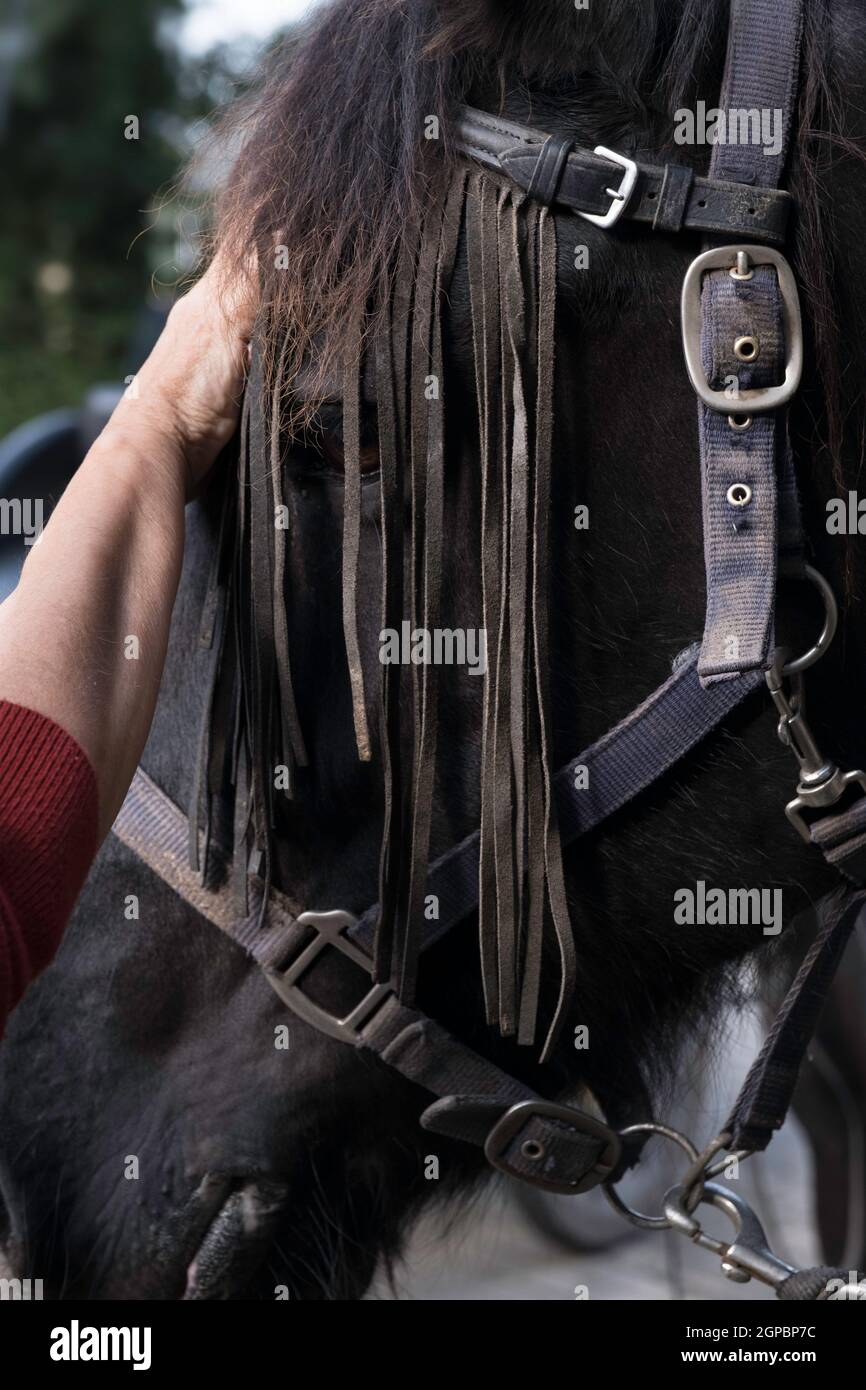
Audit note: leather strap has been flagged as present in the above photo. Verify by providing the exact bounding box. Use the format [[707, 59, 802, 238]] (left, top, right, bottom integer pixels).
[[362, 995, 621, 1192], [525, 133, 573, 206], [454, 106, 793, 243], [653, 163, 695, 233]]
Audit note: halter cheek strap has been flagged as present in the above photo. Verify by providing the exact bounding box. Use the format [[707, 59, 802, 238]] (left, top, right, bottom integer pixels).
[[689, 0, 806, 687]]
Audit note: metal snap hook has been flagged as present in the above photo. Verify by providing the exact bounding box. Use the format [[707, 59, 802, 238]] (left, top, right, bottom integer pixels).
[[664, 1181, 799, 1289]]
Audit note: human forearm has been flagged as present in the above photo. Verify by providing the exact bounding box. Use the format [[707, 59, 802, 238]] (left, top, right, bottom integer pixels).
[[0, 414, 187, 839], [0, 252, 253, 843]]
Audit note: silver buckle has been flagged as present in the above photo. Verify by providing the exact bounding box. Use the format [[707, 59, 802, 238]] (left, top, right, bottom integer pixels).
[[264, 909, 391, 1044], [681, 245, 803, 414], [577, 146, 638, 229]]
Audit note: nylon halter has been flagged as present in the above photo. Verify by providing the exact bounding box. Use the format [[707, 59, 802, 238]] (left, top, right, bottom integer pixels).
[[115, 0, 866, 1298]]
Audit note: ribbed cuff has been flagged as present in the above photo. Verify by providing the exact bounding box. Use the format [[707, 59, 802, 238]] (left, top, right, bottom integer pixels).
[[0, 700, 98, 1028]]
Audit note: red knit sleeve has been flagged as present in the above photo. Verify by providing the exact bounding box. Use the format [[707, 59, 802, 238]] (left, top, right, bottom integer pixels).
[[0, 701, 98, 1036]]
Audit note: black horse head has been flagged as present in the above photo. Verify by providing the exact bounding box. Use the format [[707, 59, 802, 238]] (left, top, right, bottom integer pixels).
[[3, 0, 866, 1299]]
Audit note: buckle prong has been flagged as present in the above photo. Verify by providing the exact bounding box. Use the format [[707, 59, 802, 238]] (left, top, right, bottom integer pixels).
[[577, 147, 638, 229]]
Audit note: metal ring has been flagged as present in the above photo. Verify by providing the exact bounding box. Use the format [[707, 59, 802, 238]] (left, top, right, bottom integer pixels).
[[734, 335, 760, 361], [781, 564, 838, 676], [704, 1148, 752, 1181], [675, 1132, 753, 1213], [726, 482, 752, 507], [728, 415, 753, 431], [603, 1124, 699, 1230]]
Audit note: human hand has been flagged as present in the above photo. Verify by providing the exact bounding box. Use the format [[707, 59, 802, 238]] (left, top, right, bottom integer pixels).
[[108, 247, 257, 498]]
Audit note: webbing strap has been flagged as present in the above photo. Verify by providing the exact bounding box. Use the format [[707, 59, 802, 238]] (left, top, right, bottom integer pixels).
[[350, 647, 764, 952], [113, 767, 301, 970], [115, 646, 763, 964], [695, 0, 804, 685], [112, 647, 763, 1195], [809, 797, 866, 884], [360, 996, 619, 1191]]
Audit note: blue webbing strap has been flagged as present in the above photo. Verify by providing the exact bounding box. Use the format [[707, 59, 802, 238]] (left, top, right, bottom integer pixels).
[[350, 648, 764, 953], [114, 647, 765, 967], [695, 0, 805, 684]]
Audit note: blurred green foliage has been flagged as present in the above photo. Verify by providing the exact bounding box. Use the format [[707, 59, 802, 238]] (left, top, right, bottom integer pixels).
[[0, 0, 223, 435]]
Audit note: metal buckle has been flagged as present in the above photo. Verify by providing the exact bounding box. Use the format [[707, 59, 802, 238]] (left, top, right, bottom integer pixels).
[[264, 909, 392, 1044], [577, 146, 638, 229], [483, 1099, 622, 1195], [681, 245, 803, 414]]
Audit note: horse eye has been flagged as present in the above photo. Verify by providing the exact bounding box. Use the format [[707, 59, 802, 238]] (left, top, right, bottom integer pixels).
[[314, 403, 380, 474], [319, 429, 380, 475]]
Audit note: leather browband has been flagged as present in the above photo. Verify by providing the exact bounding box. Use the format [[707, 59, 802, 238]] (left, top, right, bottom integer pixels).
[[454, 106, 793, 244]]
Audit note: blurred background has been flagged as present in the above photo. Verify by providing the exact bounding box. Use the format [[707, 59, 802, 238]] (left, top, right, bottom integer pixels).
[[0, 0, 315, 438], [0, 0, 319, 597]]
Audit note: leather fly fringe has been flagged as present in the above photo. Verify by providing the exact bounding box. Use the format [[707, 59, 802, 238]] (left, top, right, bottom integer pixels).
[[373, 170, 468, 998], [190, 163, 575, 1061], [466, 171, 575, 1060], [188, 327, 308, 928]]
